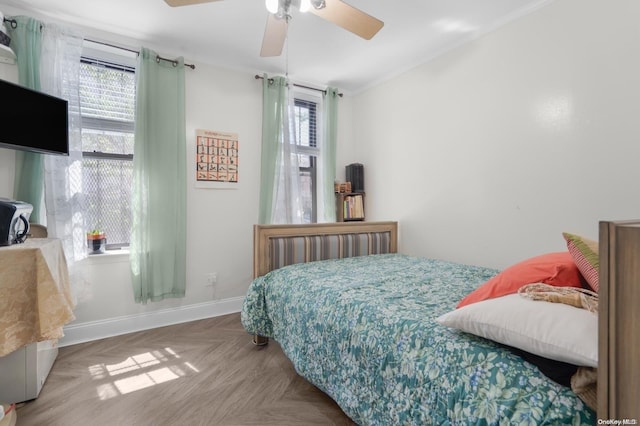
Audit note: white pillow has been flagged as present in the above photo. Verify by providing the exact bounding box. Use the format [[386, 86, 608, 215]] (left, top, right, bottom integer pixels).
[[436, 294, 597, 367]]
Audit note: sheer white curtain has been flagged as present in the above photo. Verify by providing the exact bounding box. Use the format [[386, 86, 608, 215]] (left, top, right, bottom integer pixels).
[[39, 23, 87, 301], [271, 83, 304, 224]]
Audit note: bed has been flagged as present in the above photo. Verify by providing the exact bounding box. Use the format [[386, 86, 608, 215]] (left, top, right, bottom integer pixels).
[[241, 220, 638, 424]]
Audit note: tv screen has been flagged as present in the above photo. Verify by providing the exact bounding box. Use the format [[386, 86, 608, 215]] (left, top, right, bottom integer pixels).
[[0, 79, 69, 156]]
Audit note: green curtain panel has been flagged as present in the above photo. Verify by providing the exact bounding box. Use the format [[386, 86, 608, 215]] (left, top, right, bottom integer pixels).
[[322, 87, 339, 222], [130, 47, 187, 304], [7, 16, 44, 222], [258, 74, 288, 224]]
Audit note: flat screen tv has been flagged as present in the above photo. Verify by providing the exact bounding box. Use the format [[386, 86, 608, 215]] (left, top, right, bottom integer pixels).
[[0, 78, 69, 156]]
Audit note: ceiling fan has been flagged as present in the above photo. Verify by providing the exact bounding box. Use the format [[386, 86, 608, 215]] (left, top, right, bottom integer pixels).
[[164, 0, 384, 57]]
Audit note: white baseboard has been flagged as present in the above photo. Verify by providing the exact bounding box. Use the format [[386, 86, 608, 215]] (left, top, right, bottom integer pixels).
[[59, 296, 245, 347]]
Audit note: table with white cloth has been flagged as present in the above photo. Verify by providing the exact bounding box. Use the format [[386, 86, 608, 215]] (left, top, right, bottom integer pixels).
[[0, 238, 75, 402]]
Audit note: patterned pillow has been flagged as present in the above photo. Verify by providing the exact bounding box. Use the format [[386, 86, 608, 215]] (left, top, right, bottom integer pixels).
[[562, 232, 599, 292]]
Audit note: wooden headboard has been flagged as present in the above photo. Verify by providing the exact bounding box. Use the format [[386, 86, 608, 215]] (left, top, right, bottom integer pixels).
[[253, 221, 398, 279]]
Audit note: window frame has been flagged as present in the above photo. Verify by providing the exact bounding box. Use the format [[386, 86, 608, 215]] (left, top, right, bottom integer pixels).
[[291, 88, 324, 224], [79, 53, 136, 249]]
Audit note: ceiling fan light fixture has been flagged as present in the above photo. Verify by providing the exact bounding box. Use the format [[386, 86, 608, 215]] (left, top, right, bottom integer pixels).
[[265, 0, 279, 14], [310, 0, 325, 10], [299, 0, 311, 13]]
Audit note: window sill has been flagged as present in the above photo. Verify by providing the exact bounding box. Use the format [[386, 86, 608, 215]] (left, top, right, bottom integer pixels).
[[82, 248, 129, 265]]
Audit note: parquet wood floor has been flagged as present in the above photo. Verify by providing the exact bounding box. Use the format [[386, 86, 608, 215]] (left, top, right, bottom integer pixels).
[[15, 313, 355, 426]]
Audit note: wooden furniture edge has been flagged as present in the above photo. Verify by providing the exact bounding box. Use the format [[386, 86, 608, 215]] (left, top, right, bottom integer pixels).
[[597, 220, 611, 418], [597, 219, 640, 419], [253, 221, 398, 279]]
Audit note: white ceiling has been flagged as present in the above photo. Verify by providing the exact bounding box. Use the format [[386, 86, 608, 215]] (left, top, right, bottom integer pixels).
[[0, 0, 554, 94]]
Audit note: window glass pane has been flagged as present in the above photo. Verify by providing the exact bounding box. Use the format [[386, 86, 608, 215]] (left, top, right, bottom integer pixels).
[[83, 129, 134, 155], [293, 95, 320, 223], [79, 61, 135, 123], [293, 99, 316, 148], [299, 168, 314, 223], [82, 157, 133, 246], [297, 153, 311, 168]]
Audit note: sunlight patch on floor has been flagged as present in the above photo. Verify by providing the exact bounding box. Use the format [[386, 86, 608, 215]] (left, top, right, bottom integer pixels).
[[89, 347, 200, 400]]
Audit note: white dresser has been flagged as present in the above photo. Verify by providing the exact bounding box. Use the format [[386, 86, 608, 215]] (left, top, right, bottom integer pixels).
[[0, 340, 58, 402]]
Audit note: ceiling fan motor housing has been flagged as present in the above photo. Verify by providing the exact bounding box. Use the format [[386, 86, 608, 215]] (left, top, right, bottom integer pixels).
[[271, 0, 325, 17], [260, 0, 384, 57]]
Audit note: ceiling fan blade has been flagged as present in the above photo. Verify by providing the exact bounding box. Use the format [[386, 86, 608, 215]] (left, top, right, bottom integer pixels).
[[260, 14, 288, 57], [164, 0, 222, 7], [309, 0, 384, 40]]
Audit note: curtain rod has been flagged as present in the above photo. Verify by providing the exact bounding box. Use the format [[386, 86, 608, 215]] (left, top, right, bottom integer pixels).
[[2, 21, 195, 69], [254, 75, 343, 97], [86, 39, 195, 69]]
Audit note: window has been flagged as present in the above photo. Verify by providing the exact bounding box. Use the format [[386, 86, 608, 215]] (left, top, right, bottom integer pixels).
[[79, 58, 136, 248], [292, 90, 322, 223]]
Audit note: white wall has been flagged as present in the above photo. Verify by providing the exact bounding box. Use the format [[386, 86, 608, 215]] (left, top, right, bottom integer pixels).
[[0, 148, 15, 195], [353, 0, 640, 269]]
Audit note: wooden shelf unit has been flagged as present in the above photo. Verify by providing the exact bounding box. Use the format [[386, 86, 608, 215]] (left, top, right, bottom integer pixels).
[[336, 192, 365, 222]]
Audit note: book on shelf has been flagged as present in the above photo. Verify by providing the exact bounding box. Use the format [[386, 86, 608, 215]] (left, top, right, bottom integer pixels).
[[343, 194, 364, 220]]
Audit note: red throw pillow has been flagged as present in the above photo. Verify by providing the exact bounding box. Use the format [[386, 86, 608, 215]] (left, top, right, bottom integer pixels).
[[456, 252, 584, 308]]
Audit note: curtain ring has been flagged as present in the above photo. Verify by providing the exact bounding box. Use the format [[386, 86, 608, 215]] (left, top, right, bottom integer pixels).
[[172, 60, 177, 67], [155, 55, 160, 64], [3, 18, 17, 29]]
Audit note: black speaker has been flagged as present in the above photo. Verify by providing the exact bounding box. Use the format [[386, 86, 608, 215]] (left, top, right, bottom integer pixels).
[[346, 163, 364, 193]]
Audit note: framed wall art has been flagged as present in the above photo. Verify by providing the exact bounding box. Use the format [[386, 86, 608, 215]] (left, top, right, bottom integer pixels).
[[194, 129, 239, 189]]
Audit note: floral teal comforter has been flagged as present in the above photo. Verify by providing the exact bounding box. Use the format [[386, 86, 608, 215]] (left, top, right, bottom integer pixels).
[[241, 254, 595, 425]]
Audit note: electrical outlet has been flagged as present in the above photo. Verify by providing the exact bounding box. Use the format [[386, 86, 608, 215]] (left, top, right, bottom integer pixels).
[[205, 272, 218, 286]]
